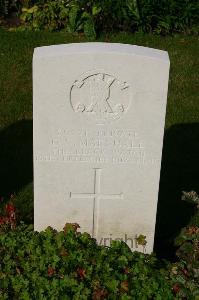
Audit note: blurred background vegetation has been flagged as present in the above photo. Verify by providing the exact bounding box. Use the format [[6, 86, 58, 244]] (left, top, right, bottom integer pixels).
[[0, 0, 198, 38]]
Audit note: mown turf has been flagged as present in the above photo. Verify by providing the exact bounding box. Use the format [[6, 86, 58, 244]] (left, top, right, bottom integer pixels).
[[0, 28, 198, 258]]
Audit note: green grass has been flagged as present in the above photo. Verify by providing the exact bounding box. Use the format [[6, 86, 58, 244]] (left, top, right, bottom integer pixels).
[[0, 28, 198, 258]]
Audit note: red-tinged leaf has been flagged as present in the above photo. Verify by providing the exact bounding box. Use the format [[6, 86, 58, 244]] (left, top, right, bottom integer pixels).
[[71, 223, 80, 231], [182, 268, 189, 277], [63, 223, 80, 234], [6, 203, 16, 215], [186, 226, 199, 235], [123, 267, 130, 274], [0, 216, 6, 225], [120, 281, 129, 293], [0, 216, 9, 225], [92, 288, 108, 300], [77, 267, 86, 279], [172, 283, 181, 294], [60, 248, 68, 257], [47, 266, 55, 277]]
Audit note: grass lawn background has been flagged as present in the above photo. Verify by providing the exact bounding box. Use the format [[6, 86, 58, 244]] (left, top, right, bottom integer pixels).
[[0, 28, 198, 258]]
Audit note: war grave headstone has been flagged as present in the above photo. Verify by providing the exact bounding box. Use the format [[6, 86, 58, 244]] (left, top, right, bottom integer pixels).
[[33, 43, 170, 253]]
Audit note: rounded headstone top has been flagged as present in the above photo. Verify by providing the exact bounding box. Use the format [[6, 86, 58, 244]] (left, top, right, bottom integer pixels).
[[33, 42, 169, 63]]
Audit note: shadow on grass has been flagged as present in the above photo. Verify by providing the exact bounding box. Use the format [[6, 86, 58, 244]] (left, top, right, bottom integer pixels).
[[0, 120, 33, 223], [0, 120, 33, 196], [154, 123, 199, 260]]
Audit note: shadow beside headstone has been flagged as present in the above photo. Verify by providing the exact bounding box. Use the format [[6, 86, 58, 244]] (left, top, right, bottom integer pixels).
[[154, 123, 199, 259], [0, 120, 33, 196]]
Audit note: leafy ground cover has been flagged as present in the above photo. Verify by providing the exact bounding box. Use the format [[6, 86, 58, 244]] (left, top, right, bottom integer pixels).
[[0, 222, 176, 299], [0, 198, 198, 299], [1, 0, 198, 37]]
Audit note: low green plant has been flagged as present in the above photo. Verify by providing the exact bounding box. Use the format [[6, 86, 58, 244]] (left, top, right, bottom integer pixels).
[[0, 222, 174, 299], [17, 0, 199, 37], [19, 1, 97, 39], [169, 191, 199, 299], [0, 195, 16, 231], [175, 191, 199, 271], [0, 192, 199, 298], [135, 0, 199, 34]]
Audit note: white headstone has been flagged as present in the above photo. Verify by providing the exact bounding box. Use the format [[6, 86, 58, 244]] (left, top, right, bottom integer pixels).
[[33, 43, 170, 253]]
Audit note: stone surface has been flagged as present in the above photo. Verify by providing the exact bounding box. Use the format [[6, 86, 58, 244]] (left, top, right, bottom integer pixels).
[[33, 43, 170, 253]]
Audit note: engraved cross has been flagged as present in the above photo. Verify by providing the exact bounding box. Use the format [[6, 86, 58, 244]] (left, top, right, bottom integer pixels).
[[69, 168, 123, 238]]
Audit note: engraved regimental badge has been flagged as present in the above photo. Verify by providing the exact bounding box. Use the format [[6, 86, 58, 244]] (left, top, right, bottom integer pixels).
[[70, 71, 132, 124]]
